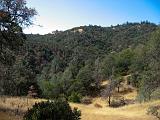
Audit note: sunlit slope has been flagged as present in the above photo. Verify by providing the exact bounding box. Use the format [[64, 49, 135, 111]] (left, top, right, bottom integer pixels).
[[0, 96, 159, 120], [0, 78, 159, 120], [71, 98, 159, 120]]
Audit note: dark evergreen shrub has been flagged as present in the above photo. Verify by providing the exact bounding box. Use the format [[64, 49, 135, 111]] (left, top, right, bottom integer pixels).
[[23, 99, 81, 120], [68, 92, 82, 103], [151, 88, 160, 100]]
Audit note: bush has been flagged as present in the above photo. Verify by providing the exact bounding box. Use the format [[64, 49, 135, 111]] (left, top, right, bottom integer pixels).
[[147, 105, 160, 120], [68, 92, 82, 103], [23, 99, 81, 120], [81, 97, 92, 105], [151, 88, 160, 100], [110, 96, 125, 108]]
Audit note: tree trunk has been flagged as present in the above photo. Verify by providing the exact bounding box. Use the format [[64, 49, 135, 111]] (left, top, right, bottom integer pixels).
[[108, 95, 111, 106], [118, 86, 120, 93]]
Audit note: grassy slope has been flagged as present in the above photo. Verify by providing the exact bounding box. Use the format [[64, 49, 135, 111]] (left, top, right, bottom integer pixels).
[[71, 99, 160, 120], [0, 112, 21, 120], [0, 80, 159, 120], [70, 82, 159, 120], [0, 93, 159, 120]]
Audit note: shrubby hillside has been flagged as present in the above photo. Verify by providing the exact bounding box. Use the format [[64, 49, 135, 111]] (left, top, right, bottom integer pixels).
[[0, 22, 159, 102]]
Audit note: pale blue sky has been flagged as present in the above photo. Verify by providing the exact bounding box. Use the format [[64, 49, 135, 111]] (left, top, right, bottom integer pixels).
[[24, 0, 160, 34]]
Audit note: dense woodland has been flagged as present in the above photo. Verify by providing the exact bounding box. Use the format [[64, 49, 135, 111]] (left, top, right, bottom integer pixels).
[[1, 1, 160, 120], [1, 18, 160, 102]]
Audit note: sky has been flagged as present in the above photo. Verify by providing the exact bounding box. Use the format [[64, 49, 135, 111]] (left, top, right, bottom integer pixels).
[[24, 0, 160, 34]]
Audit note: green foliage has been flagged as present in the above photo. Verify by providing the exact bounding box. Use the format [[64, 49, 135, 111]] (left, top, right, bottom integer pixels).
[[0, 0, 37, 64], [1, 22, 159, 101], [134, 28, 160, 101], [151, 88, 160, 100], [31, 23, 158, 100], [0, 0, 37, 95], [137, 71, 156, 101], [76, 64, 94, 94], [114, 49, 134, 76], [101, 53, 116, 79], [68, 92, 82, 103], [38, 80, 56, 98], [101, 49, 134, 79], [128, 74, 141, 88], [24, 99, 81, 120]]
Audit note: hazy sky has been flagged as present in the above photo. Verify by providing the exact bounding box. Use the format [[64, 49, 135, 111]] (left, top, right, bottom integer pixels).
[[24, 0, 160, 34]]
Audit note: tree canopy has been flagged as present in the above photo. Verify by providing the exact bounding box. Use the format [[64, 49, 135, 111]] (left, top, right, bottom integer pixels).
[[0, 21, 159, 103], [0, 0, 37, 64]]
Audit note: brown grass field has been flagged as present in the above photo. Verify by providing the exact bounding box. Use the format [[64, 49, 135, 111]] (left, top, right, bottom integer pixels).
[[0, 111, 21, 120], [0, 79, 159, 120], [0, 92, 159, 120]]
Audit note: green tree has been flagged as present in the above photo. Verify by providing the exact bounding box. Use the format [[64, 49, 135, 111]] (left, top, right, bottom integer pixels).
[[0, 0, 37, 64], [138, 28, 160, 101], [101, 53, 116, 79], [115, 49, 134, 76], [76, 63, 94, 95], [24, 99, 81, 120]]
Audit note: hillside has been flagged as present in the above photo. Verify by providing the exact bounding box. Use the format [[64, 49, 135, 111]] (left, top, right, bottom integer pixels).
[[0, 22, 160, 120], [0, 22, 158, 98], [0, 0, 160, 120], [27, 22, 157, 55]]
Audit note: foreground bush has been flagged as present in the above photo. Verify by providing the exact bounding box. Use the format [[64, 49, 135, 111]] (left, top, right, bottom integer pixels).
[[147, 105, 160, 120], [24, 99, 81, 120]]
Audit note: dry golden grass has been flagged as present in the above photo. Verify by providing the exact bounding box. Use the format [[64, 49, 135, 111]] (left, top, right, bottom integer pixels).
[[0, 96, 159, 120], [0, 111, 22, 120], [0, 96, 46, 112], [70, 88, 159, 120], [70, 99, 160, 120], [0, 78, 159, 120], [123, 90, 137, 99], [0, 96, 46, 120]]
